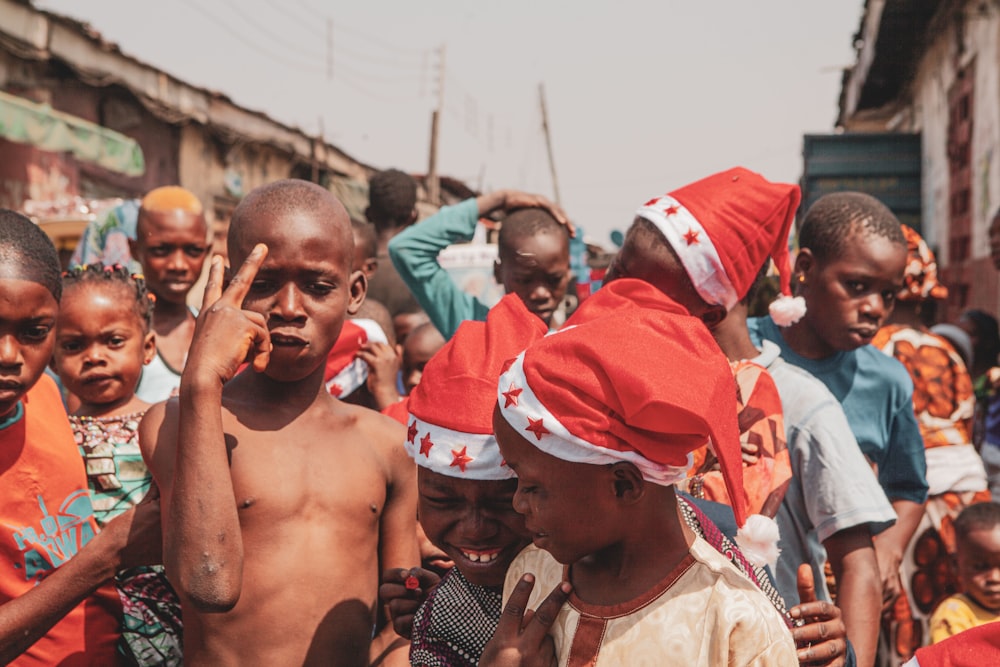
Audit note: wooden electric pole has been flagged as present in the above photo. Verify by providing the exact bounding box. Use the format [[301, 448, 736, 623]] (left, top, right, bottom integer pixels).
[[539, 82, 561, 205], [426, 45, 446, 205]]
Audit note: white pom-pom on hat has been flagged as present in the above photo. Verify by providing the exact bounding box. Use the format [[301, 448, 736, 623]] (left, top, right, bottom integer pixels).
[[735, 513, 781, 570], [768, 295, 806, 327]]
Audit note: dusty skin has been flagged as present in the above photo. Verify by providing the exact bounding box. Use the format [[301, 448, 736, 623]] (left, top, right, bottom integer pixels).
[[141, 204, 417, 666]]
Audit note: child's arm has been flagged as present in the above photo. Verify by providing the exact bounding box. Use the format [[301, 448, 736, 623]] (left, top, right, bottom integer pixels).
[[823, 525, 880, 667], [372, 417, 420, 665], [167, 248, 271, 612], [0, 491, 160, 663], [388, 198, 489, 339], [389, 191, 572, 339]]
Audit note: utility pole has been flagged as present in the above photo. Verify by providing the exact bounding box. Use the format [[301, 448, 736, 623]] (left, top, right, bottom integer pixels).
[[538, 82, 561, 205], [427, 44, 446, 206], [326, 19, 333, 81]]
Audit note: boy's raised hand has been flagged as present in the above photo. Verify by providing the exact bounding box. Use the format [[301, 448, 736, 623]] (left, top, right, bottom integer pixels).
[[186, 245, 272, 386], [501, 191, 575, 237], [480, 574, 570, 667]]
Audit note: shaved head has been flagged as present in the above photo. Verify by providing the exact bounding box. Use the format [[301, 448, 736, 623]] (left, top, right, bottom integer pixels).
[[136, 186, 207, 240], [0, 209, 62, 300], [228, 179, 353, 265]]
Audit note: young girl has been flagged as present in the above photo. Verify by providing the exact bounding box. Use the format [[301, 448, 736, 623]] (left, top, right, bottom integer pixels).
[[52, 264, 181, 667]]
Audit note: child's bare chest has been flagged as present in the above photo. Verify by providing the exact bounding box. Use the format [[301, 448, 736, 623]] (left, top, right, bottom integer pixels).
[[221, 416, 388, 529]]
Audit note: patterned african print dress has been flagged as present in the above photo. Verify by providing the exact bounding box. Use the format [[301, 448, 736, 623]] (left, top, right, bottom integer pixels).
[[72, 411, 183, 666], [873, 325, 990, 664]]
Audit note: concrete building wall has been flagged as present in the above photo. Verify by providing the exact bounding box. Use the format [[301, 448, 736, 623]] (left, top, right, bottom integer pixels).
[[905, 2, 1000, 315]]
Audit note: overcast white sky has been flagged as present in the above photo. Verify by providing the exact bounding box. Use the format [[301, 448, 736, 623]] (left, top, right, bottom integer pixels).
[[36, 0, 863, 245]]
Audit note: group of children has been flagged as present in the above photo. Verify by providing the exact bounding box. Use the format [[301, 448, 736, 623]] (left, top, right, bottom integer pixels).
[[1, 163, 1000, 667]]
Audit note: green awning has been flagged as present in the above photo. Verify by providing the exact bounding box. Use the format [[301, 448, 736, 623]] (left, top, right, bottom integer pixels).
[[0, 90, 145, 177]]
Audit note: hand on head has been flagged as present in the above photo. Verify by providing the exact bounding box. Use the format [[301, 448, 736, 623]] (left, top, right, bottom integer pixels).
[[499, 190, 575, 238], [185, 245, 272, 386]]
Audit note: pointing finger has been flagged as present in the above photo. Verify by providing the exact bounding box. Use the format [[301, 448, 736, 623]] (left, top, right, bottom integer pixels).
[[223, 244, 268, 305], [200, 255, 226, 311]]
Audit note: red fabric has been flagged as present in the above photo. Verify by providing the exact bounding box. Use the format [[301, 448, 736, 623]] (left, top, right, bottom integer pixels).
[[324, 320, 370, 383], [531, 278, 748, 525], [0, 375, 120, 666], [913, 621, 1000, 666], [408, 294, 547, 435], [669, 167, 800, 300], [381, 398, 410, 426]]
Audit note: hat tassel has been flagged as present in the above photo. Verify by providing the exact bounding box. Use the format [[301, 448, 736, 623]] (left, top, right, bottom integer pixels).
[[768, 294, 806, 327], [735, 513, 781, 570]]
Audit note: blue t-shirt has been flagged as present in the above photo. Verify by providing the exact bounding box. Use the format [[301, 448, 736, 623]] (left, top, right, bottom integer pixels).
[[748, 315, 928, 504]]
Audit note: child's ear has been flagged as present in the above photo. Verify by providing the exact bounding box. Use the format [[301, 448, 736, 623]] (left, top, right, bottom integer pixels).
[[609, 462, 645, 503], [142, 331, 156, 365], [793, 248, 816, 280], [493, 258, 503, 286], [347, 270, 367, 316]]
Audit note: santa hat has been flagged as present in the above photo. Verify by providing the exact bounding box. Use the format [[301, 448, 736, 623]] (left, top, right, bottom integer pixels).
[[324, 318, 388, 398], [406, 294, 547, 480], [496, 278, 750, 526], [635, 167, 805, 326]]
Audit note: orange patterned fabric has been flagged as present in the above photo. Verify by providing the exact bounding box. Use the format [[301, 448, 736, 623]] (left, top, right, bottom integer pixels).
[[873, 325, 974, 449], [686, 360, 791, 517], [880, 490, 992, 664]]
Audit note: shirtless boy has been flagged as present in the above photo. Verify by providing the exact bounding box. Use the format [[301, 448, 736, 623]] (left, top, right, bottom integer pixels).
[[139, 180, 417, 666]]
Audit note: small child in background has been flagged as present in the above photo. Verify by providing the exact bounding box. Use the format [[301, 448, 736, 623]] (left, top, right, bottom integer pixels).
[[389, 189, 573, 339], [54, 265, 156, 522], [400, 322, 445, 395], [52, 264, 182, 666], [929, 502, 1000, 642]]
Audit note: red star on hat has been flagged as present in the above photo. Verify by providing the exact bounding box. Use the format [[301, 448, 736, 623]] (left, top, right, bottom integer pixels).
[[643, 197, 660, 207], [407, 421, 418, 444], [683, 228, 700, 246], [329, 383, 343, 396], [525, 417, 550, 441], [664, 205, 679, 216], [450, 446, 474, 472], [419, 433, 435, 457], [502, 384, 523, 408]]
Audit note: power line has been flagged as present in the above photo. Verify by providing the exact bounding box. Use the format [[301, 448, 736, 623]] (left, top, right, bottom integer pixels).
[[294, 0, 426, 56], [178, 0, 326, 74]]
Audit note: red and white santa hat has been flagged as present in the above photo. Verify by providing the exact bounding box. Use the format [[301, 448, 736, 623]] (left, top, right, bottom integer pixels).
[[635, 167, 804, 325], [406, 293, 548, 480], [324, 318, 388, 398], [496, 278, 750, 526]]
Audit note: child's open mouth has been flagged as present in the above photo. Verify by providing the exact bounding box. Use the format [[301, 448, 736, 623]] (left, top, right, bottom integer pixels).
[[458, 547, 503, 563]]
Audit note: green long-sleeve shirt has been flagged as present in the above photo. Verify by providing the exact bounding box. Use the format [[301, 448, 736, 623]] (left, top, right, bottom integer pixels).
[[388, 199, 490, 339]]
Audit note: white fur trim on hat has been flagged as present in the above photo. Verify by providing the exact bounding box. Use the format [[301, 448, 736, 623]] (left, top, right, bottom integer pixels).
[[325, 318, 388, 398], [636, 195, 738, 310], [497, 352, 691, 486], [404, 415, 514, 481]]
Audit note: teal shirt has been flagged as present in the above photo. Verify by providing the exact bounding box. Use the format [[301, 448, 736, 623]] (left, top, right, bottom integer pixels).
[[388, 199, 490, 339], [748, 315, 928, 504]]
